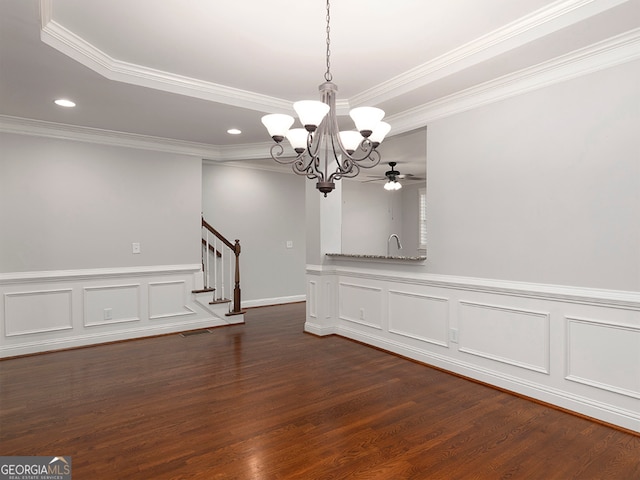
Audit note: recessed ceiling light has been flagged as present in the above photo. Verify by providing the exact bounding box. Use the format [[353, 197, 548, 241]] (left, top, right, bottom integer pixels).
[[54, 99, 76, 108], [227, 128, 241, 135]]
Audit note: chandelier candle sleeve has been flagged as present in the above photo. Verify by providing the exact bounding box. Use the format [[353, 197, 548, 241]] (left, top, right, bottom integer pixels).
[[260, 0, 390, 196]]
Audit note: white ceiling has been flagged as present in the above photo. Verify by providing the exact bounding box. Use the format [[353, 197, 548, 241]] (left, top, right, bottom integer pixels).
[[1, 0, 639, 178]]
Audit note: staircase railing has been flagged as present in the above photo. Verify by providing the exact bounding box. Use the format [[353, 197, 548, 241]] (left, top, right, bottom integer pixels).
[[201, 217, 244, 315]]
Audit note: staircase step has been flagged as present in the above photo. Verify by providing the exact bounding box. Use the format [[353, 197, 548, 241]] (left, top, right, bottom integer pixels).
[[210, 298, 231, 305], [192, 288, 215, 294]]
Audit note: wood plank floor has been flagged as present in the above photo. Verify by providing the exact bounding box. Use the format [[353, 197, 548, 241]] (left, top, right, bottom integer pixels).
[[1, 302, 638, 479]]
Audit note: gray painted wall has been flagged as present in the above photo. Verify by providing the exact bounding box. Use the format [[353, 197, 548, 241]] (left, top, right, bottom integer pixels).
[[341, 180, 425, 257], [0, 133, 201, 273], [425, 59, 640, 291], [341, 180, 402, 256], [202, 163, 306, 303], [400, 183, 423, 255], [341, 127, 427, 257], [2, 57, 637, 299]]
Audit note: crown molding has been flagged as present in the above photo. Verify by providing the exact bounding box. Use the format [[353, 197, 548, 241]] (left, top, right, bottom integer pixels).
[[211, 142, 274, 161], [7, 24, 639, 161], [0, 115, 274, 160], [40, 9, 351, 118], [351, 0, 632, 107], [39, 2, 291, 115], [387, 28, 640, 135], [39, 0, 629, 114]]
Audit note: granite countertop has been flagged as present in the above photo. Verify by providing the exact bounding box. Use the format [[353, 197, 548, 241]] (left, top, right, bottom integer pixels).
[[326, 253, 427, 262]]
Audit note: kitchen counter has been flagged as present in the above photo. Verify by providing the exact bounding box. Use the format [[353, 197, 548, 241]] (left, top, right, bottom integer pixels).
[[326, 253, 427, 263]]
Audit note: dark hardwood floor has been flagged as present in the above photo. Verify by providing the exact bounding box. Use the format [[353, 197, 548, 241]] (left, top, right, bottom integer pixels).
[[1, 302, 638, 479]]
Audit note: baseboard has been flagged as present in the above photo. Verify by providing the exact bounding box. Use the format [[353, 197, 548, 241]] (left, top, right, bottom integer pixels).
[[304, 321, 337, 337], [0, 315, 235, 358], [242, 294, 306, 309], [336, 323, 640, 433]]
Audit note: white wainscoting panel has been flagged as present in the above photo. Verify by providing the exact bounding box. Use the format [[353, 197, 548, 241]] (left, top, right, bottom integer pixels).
[[339, 282, 383, 329], [4, 289, 73, 336], [149, 281, 195, 320], [306, 263, 640, 432], [388, 290, 449, 347], [308, 280, 317, 319], [83, 284, 141, 326], [0, 265, 238, 358], [324, 281, 334, 320], [304, 268, 339, 336], [566, 316, 640, 399], [457, 301, 550, 374]]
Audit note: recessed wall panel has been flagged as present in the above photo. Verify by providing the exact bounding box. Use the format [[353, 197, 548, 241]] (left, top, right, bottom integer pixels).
[[324, 281, 333, 319], [308, 280, 317, 319], [459, 301, 550, 373], [566, 317, 640, 399], [388, 290, 449, 347], [84, 284, 140, 326], [149, 281, 195, 320], [4, 289, 73, 336], [339, 282, 383, 329]]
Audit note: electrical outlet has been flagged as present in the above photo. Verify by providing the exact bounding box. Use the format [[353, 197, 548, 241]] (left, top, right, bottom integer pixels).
[[132, 242, 141, 254], [449, 328, 459, 343], [286, 240, 293, 249], [359, 308, 365, 320], [104, 308, 113, 320]]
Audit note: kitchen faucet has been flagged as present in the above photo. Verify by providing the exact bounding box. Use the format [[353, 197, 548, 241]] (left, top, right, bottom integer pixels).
[[387, 234, 402, 256]]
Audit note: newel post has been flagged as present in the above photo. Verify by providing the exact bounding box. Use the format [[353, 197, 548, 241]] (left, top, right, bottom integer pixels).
[[230, 239, 243, 315]]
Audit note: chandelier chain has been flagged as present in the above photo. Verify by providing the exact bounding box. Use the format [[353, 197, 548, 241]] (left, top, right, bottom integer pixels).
[[324, 0, 332, 82]]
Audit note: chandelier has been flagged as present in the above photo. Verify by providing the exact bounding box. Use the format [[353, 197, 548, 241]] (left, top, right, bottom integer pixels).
[[261, 0, 391, 196]]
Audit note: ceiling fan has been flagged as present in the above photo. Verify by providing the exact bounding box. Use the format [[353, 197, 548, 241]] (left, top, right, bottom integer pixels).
[[363, 162, 424, 183]]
